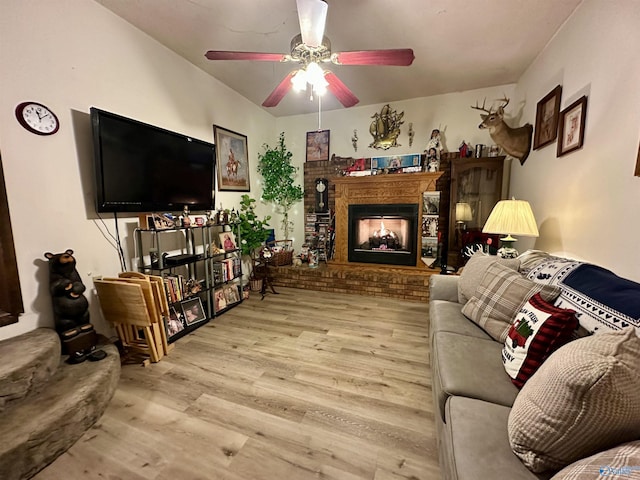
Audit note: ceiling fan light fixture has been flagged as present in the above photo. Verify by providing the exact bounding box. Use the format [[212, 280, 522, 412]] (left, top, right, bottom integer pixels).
[[291, 69, 308, 92], [296, 0, 327, 48]]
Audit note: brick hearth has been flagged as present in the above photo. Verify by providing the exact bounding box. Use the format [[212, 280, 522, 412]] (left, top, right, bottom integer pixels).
[[271, 263, 437, 302]]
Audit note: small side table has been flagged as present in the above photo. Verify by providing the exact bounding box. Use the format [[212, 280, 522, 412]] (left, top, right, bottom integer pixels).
[[252, 253, 278, 299]]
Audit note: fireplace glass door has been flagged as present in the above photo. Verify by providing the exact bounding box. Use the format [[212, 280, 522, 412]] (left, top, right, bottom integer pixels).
[[348, 204, 418, 266]]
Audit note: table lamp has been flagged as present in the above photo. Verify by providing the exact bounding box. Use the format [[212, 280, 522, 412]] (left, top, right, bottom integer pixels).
[[482, 198, 538, 258], [455, 202, 473, 229]]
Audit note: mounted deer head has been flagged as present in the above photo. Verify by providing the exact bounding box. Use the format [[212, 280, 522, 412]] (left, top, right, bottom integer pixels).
[[471, 96, 533, 165]]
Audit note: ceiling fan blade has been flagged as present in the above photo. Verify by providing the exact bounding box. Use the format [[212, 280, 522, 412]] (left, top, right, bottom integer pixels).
[[296, 0, 327, 47], [262, 71, 297, 107], [333, 49, 415, 66], [205, 51, 288, 62], [324, 71, 359, 108]]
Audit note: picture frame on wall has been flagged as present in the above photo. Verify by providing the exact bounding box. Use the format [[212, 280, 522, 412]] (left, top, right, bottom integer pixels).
[[214, 125, 250, 191], [533, 85, 562, 150], [557, 95, 588, 157], [306, 130, 330, 162]]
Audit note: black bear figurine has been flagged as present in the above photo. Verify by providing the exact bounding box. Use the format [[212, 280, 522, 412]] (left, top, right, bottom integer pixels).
[[45, 249, 106, 363]]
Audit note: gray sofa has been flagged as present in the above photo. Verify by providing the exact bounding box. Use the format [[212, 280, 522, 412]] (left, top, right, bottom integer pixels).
[[428, 253, 640, 480]]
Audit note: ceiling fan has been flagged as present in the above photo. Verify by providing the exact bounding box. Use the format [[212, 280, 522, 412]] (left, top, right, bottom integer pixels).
[[204, 0, 415, 108]]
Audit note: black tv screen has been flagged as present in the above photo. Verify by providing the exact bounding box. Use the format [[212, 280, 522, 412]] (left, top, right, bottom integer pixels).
[[90, 107, 216, 213]]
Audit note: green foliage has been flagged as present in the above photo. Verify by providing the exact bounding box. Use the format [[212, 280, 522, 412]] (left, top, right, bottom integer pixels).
[[237, 194, 271, 257], [257, 132, 304, 239]]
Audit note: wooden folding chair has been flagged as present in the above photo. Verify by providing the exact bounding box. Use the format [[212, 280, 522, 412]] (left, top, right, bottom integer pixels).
[[94, 279, 161, 364]]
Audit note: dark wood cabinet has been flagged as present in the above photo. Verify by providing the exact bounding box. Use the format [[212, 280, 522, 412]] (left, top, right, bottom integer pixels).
[[447, 156, 511, 269]]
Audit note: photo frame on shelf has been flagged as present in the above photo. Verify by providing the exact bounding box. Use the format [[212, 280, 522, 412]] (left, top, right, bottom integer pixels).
[[533, 85, 562, 150], [165, 307, 185, 339], [181, 297, 206, 326], [422, 191, 440, 215], [306, 130, 330, 162], [224, 284, 240, 305], [214, 125, 250, 191], [557, 95, 588, 157], [371, 154, 421, 173], [214, 288, 227, 312], [152, 213, 175, 230], [219, 231, 237, 251]]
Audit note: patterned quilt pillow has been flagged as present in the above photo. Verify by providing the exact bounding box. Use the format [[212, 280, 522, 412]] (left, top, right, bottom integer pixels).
[[461, 262, 561, 342], [550, 440, 640, 479], [509, 329, 640, 473], [502, 293, 578, 388]]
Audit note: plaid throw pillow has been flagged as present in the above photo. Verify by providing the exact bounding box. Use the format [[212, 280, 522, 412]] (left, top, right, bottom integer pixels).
[[502, 293, 578, 388], [462, 262, 561, 342]]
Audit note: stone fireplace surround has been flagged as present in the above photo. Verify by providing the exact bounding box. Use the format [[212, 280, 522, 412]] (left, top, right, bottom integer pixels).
[[272, 162, 447, 302]]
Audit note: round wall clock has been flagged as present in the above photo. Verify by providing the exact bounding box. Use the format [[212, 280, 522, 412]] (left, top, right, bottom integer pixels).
[[15, 102, 60, 135]]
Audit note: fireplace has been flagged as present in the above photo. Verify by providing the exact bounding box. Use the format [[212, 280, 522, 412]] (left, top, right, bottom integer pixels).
[[348, 204, 419, 266]]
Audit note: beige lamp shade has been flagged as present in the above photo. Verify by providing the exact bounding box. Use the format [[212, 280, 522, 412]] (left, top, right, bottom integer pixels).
[[482, 199, 539, 237], [455, 202, 473, 222]]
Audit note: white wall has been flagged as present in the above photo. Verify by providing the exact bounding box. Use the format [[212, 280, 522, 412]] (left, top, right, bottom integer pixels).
[[276, 84, 517, 249], [510, 0, 640, 281], [0, 0, 275, 340]]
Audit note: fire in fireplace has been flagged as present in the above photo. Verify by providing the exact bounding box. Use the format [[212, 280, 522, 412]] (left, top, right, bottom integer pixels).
[[348, 204, 419, 266]]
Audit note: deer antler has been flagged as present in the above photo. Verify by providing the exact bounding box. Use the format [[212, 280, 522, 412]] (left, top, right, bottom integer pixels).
[[471, 98, 492, 114], [496, 96, 510, 110]]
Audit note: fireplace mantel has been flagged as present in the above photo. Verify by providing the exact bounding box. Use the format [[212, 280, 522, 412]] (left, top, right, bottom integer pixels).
[[332, 172, 443, 267]]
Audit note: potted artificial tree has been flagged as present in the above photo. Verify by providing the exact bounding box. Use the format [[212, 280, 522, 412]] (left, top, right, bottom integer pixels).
[[237, 194, 271, 291], [257, 132, 304, 264]]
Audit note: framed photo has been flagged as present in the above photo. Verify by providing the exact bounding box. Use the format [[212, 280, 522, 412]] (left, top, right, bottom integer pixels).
[[533, 85, 562, 150], [165, 307, 185, 339], [214, 125, 250, 191], [224, 285, 240, 305], [152, 213, 175, 230], [138, 214, 155, 230], [219, 231, 237, 251], [214, 288, 227, 312], [557, 96, 588, 157], [422, 191, 440, 215], [306, 130, 330, 162], [371, 154, 421, 173], [181, 297, 206, 326]]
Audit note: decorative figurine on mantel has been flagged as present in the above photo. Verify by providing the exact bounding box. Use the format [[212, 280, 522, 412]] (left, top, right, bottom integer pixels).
[[408, 123, 415, 147], [425, 128, 444, 172], [181, 205, 191, 228]]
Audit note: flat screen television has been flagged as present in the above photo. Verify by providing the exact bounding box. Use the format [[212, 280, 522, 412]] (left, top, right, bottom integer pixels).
[[90, 107, 216, 213]]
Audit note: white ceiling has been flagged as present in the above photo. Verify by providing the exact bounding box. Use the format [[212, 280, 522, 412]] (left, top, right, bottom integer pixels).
[[94, 0, 582, 117]]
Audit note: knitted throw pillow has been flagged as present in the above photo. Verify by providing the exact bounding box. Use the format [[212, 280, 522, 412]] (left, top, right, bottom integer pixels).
[[508, 329, 640, 473]]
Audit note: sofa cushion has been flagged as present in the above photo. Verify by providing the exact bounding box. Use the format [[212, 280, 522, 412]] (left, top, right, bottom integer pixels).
[[443, 396, 552, 480], [462, 263, 561, 343], [502, 293, 578, 388], [458, 252, 520, 304], [550, 440, 640, 480], [429, 300, 493, 341], [508, 328, 640, 473], [432, 331, 519, 422]]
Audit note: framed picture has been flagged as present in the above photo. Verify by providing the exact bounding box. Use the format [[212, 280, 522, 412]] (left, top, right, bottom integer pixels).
[[138, 214, 155, 230], [165, 307, 185, 339], [224, 285, 240, 305], [152, 213, 175, 230], [306, 130, 330, 162], [557, 96, 588, 157], [219, 231, 237, 251], [371, 154, 421, 172], [214, 125, 250, 191], [422, 191, 440, 215], [181, 297, 206, 326], [214, 288, 227, 312], [533, 85, 562, 150]]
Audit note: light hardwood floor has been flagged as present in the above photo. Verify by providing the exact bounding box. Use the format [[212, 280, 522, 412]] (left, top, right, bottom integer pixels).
[[34, 287, 440, 480]]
